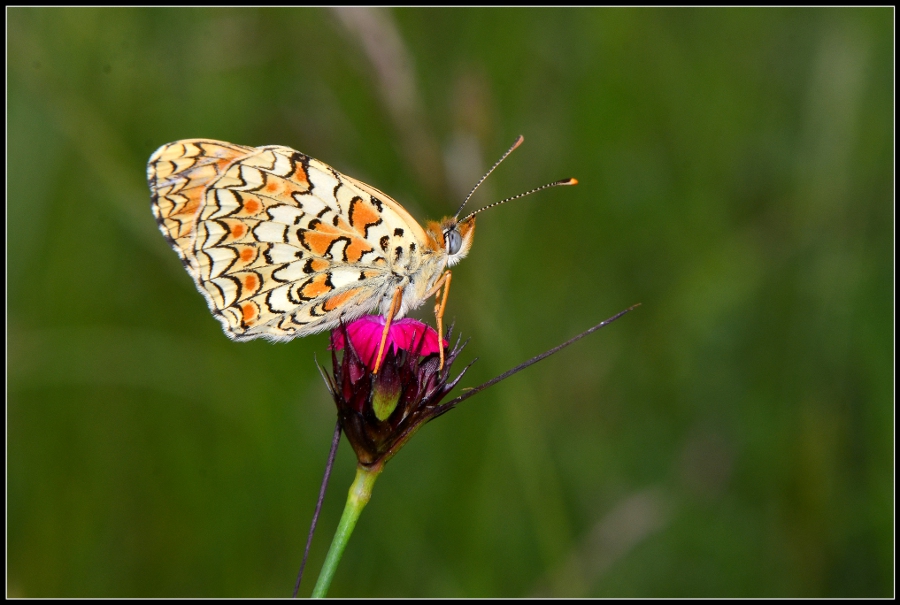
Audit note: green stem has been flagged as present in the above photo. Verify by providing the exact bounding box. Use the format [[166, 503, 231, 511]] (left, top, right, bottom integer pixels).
[[311, 463, 383, 598]]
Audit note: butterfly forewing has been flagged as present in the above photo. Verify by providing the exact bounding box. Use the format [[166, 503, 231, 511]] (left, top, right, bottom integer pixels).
[[149, 139, 441, 342]]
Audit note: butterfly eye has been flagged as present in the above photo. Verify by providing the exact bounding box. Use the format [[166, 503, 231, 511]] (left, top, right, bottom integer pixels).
[[445, 229, 462, 256]]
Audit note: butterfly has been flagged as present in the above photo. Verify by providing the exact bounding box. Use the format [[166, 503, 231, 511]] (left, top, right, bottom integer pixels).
[[148, 137, 575, 369]]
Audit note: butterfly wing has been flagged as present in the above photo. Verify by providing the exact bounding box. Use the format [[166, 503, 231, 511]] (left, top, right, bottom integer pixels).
[[148, 139, 254, 278], [149, 140, 436, 341]]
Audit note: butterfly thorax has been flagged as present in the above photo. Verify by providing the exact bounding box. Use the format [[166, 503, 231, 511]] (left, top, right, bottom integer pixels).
[[386, 215, 475, 318]]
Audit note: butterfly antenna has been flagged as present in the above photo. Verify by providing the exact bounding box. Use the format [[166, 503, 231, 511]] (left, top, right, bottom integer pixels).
[[460, 177, 578, 222], [454, 135, 525, 219]]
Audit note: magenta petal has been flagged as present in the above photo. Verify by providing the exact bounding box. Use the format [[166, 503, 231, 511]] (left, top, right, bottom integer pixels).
[[347, 316, 385, 365], [389, 318, 443, 356], [331, 315, 446, 368]]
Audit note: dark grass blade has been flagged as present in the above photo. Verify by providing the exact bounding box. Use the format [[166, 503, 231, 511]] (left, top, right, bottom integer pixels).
[[293, 420, 342, 598], [441, 304, 640, 409]]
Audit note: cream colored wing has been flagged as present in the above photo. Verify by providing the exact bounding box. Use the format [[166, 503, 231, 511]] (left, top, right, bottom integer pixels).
[[148, 139, 254, 279], [149, 140, 441, 341]]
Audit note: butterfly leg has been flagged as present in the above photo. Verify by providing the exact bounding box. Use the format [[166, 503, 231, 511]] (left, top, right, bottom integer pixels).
[[373, 286, 404, 374], [425, 271, 452, 369]]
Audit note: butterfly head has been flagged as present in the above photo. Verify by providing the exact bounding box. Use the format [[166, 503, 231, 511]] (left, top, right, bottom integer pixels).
[[427, 215, 476, 267]]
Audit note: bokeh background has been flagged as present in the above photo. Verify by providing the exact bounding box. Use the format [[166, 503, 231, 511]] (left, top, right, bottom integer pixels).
[[7, 7, 893, 597]]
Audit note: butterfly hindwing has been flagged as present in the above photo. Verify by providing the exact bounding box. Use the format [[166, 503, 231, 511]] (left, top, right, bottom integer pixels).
[[148, 139, 255, 279]]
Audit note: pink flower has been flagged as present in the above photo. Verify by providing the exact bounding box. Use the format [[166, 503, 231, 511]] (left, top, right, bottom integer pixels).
[[324, 317, 466, 467], [330, 315, 446, 371]]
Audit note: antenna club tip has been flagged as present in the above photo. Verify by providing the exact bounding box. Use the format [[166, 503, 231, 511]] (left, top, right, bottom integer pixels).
[[564, 178, 578, 186], [513, 135, 525, 148]]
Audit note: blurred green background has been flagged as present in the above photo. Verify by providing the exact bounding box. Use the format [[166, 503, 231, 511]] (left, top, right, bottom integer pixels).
[[7, 7, 893, 597]]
